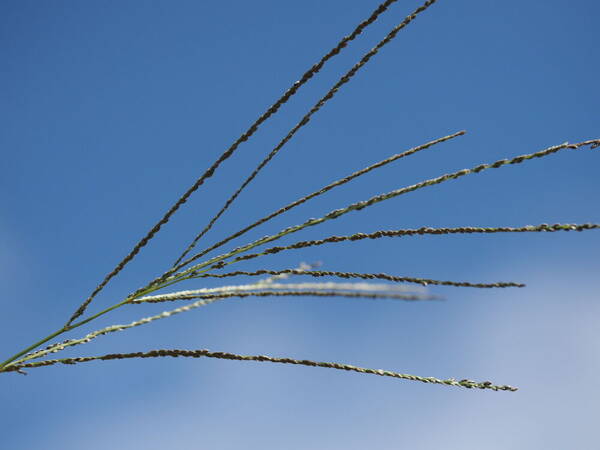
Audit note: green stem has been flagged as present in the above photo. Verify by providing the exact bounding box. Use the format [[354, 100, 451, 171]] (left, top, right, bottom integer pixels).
[[0, 282, 169, 372]]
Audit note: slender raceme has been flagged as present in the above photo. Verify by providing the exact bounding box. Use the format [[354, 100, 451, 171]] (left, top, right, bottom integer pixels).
[[194, 269, 525, 288], [230, 223, 600, 263], [3, 349, 518, 391], [136, 281, 425, 302], [133, 290, 439, 304]]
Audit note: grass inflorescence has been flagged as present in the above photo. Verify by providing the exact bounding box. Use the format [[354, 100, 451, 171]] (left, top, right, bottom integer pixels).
[[1, 0, 598, 393]]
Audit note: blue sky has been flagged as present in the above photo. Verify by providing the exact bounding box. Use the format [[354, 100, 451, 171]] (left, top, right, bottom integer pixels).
[[1, 1, 599, 448]]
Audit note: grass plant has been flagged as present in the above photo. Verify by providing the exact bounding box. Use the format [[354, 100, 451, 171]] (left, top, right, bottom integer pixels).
[[1, 0, 598, 395]]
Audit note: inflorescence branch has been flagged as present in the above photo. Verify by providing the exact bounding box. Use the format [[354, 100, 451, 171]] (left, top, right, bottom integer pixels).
[[195, 269, 525, 288], [4, 348, 518, 392]]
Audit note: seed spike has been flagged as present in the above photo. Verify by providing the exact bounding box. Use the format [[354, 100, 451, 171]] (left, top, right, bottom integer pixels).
[[231, 223, 600, 263], [133, 290, 439, 304], [194, 269, 525, 289], [5, 348, 518, 391]]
